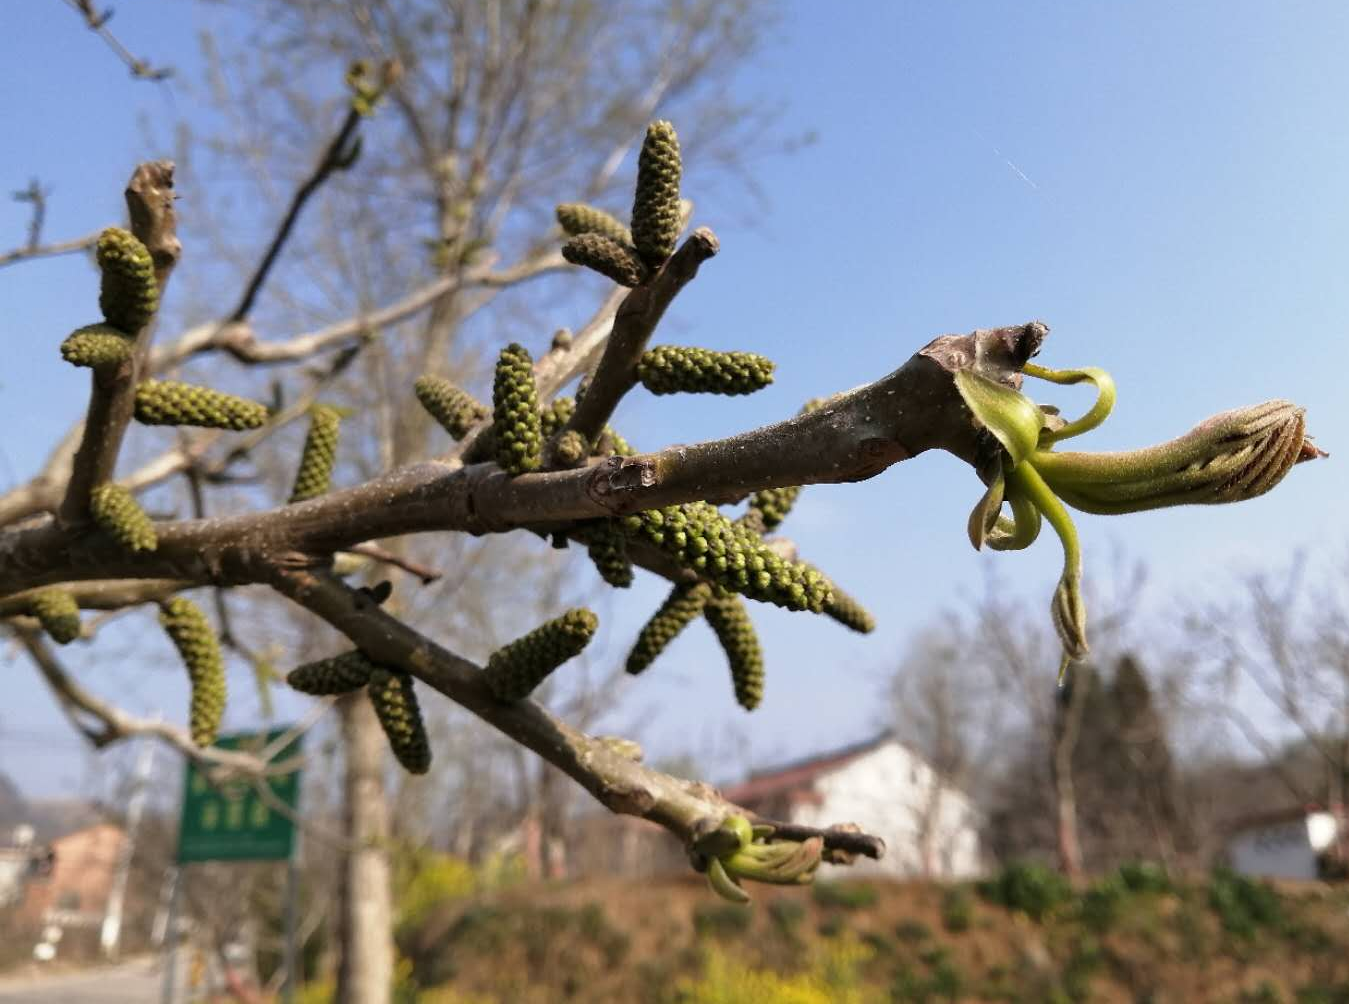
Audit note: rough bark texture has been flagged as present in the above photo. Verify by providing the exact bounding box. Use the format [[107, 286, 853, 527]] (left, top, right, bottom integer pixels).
[[336, 694, 393, 1004]]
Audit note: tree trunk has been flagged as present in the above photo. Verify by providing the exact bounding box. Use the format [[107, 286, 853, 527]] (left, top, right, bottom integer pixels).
[[1051, 677, 1088, 882], [336, 694, 393, 1004]]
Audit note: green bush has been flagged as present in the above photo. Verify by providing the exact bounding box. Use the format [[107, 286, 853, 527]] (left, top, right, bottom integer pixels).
[[1240, 982, 1286, 1004], [768, 897, 807, 938], [1079, 875, 1127, 933], [1117, 860, 1172, 895], [940, 886, 973, 934], [978, 862, 1071, 922], [896, 918, 933, 943], [1208, 867, 1283, 939], [694, 901, 753, 939], [813, 881, 879, 910], [1295, 985, 1349, 1004]]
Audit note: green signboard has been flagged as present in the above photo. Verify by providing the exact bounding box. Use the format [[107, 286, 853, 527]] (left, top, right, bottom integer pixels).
[[177, 729, 303, 863]]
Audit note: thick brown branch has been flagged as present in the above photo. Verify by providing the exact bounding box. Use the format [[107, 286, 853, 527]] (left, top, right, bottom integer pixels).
[[0, 323, 1044, 597], [58, 162, 180, 527], [268, 567, 881, 858]]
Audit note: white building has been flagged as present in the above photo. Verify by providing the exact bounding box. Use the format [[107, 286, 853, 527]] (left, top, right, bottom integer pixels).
[[722, 733, 983, 879], [1226, 806, 1344, 881]]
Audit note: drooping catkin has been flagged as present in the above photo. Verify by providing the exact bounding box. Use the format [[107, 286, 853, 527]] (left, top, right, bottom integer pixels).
[[90, 483, 157, 552], [484, 609, 598, 702], [415, 375, 489, 440], [637, 346, 775, 397], [581, 520, 633, 588], [555, 203, 632, 245], [60, 324, 134, 370], [630, 121, 682, 266], [626, 581, 712, 675], [135, 380, 268, 430], [159, 598, 226, 747], [31, 590, 81, 645], [822, 582, 876, 634], [367, 667, 431, 774], [619, 502, 830, 613], [562, 233, 648, 287], [703, 593, 765, 711], [492, 343, 542, 475], [287, 650, 375, 695], [289, 404, 342, 502], [96, 227, 158, 334], [748, 486, 802, 532]]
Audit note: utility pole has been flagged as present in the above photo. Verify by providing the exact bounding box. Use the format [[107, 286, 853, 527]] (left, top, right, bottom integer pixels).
[[101, 738, 154, 959]]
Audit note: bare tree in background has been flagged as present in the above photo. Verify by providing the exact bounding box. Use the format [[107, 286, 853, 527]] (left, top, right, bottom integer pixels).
[[0, 4, 1325, 1002], [1192, 551, 1349, 849], [888, 616, 1006, 877]]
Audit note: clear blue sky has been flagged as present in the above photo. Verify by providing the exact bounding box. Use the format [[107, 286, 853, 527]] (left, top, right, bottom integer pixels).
[[2, 2, 1345, 797]]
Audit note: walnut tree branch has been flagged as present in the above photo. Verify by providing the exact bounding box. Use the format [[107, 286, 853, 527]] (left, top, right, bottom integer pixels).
[[267, 566, 884, 858], [0, 323, 1044, 597], [58, 161, 181, 527]]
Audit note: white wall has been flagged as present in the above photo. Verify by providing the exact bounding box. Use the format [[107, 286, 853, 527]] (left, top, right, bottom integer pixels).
[[787, 742, 983, 879], [1228, 819, 1318, 881]]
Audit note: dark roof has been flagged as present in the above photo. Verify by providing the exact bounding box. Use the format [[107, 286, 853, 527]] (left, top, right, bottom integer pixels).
[[721, 732, 893, 805]]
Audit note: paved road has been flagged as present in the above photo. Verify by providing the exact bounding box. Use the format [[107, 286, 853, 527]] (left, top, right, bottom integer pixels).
[[0, 957, 173, 1002]]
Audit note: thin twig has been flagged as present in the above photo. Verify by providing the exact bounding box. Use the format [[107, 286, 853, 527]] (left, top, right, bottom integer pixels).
[[0, 230, 99, 269], [229, 107, 363, 323], [63, 0, 173, 81], [343, 543, 442, 584]]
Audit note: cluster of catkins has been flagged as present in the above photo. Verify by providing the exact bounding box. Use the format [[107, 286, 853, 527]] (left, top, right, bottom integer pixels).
[[558, 120, 682, 286], [619, 502, 830, 613], [288, 650, 431, 774]]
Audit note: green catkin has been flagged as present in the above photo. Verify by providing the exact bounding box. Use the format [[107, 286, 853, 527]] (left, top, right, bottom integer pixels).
[[630, 121, 682, 266], [367, 667, 431, 774], [595, 425, 634, 457], [555, 203, 632, 246], [581, 521, 633, 588], [289, 404, 342, 502], [135, 380, 268, 430], [90, 483, 157, 552], [415, 375, 489, 440], [561, 233, 648, 287], [539, 396, 576, 438], [626, 581, 713, 675], [60, 324, 134, 370], [618, 502, 830, 613], [555, 430, 589, 467], [637, 345, 775, 397], [703, 593, 765, 711], [484, 609, 599, 702], [749, 486, 802, 532], [823, 583, 877, 634], [492, 344, 543, 475], [31, 590, 81, 645], [96, 227, 158, 334], [287, 650, 375, 695], [159, 598, 226, 748]]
